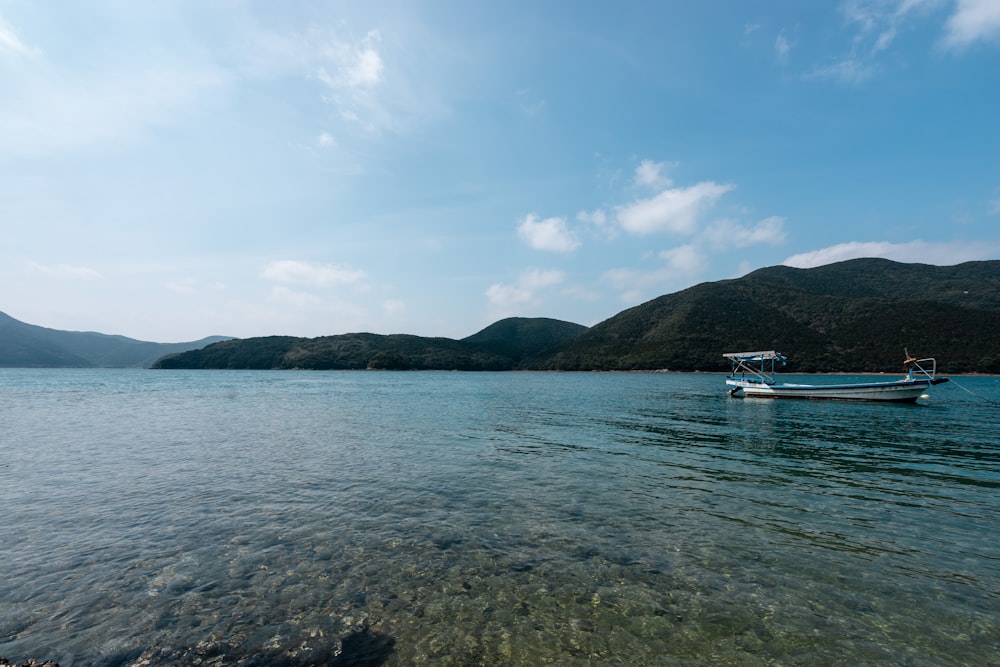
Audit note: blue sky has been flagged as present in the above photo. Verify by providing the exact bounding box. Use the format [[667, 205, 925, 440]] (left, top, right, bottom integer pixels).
[[2, 0, 999, 342]]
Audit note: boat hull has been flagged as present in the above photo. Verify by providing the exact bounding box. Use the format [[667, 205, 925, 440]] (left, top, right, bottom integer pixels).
[[727, 379, 932, 402]]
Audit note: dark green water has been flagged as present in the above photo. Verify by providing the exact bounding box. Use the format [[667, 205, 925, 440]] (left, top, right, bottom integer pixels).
[[1, 369, 997, 665]]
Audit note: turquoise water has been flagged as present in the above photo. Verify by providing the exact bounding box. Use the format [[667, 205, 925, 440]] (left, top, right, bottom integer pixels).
[[1, 369, 997, 666]]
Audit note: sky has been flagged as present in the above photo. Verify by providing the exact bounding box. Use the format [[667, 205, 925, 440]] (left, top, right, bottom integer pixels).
[[1, 0, 999, 342]]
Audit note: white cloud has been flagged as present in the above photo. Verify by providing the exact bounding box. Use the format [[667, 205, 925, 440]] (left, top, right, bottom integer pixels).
[[702, 216, 787, 248], [603, 244, 707, 303], [943, 0, 1000, 48], [616, 181, 733, 235], [517, 214, 580, 253], [577, 208, 616, 240], [520, 268, 565, 289], [782, 239, 1000, 268], [775, 31, 792, 63], [806, 0, 957, 84], [261, 260, 366, 287], [808, 58, 875, 84], [485, 282, 532, 308], [317, 131, 336, 147], [0, 15, 35, 56], [576, 208, 607, 226], [659, 244, 706, 273], [634, 160, 673, 189], [316, 30, 384, 89], [27, 261, 103, 280], [267, 285, 324, 308], [485, 268, 565, 313], [382, 299, 405, 316]]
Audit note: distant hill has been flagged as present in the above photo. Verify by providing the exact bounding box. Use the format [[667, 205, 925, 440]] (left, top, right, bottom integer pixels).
[[13, 258, 998, 373], [535, 258, 1000, 373], [155, 258, 999, 373], [153, 318, 588, 371], [0, 311, 231, 368], [462, 317, 588, 362]]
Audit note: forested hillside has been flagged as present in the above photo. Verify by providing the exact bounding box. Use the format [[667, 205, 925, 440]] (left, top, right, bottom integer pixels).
[[0, 311, 229, 368], [152, 259, 1000, 373]]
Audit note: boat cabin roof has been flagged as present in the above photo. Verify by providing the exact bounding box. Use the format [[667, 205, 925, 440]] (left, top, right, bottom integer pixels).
[[722, 350, 785, 362]]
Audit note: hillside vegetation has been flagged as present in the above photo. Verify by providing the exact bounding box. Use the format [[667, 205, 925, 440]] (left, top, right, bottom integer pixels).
[[152, 259, 1000, 373], [539, 259, 1000, 373], [0, 311, 229, 368], [154, 319, 587, 371]]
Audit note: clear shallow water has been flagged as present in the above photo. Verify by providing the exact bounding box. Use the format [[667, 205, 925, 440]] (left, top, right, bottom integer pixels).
[[1, 369, 998, 666]]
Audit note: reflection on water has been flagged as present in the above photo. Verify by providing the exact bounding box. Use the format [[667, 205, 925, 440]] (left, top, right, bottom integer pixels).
[[0, 370, 998, 665]]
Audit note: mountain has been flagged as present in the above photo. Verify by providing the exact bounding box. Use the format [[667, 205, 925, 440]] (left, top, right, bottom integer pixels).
[[154, 258, 999, 373], [461, 317, 588, 362], [12, 258, 998, 372], [535, 258, 1000, 373], [0, 311, 231, 368], [153, 318, 588, 371]]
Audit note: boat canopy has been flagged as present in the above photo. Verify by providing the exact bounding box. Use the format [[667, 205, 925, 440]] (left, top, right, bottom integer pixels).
[[722, 350, 787, 363], [724, 350, 787, 385]]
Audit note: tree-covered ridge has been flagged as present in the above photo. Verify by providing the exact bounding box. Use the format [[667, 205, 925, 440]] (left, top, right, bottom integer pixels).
[[151, 258, 1000, 374], [153, 318, 588, 371], [538, 259, 1000, 373], [0, 310, 230, 368]]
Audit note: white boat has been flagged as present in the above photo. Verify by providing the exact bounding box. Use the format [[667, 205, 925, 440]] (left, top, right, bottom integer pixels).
[[724, 351, 949, 402]]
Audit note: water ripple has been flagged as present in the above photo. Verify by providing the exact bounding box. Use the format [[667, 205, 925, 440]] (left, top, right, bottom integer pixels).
[[1, 369, 997, 665]]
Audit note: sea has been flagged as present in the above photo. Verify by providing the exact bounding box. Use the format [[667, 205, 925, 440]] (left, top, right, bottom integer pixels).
[[1, 369, 997, 666]]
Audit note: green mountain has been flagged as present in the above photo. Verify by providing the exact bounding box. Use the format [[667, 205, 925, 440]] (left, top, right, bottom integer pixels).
[[536, 258, 1000, 373], [153, 318, 588, 371], [462, 317, 588, 363], [0, 311, 231, 368], [13, 258, 998, 373], [152, 258, 1000, 374]]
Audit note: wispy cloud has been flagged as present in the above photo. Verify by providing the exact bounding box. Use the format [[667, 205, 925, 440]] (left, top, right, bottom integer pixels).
[[808, 56, 876, 84], [1, 59, 228, 158], [633, 160, 674, 189], [486, 268, 565, 314], [0, 14, 36, 56], [603, 244, 708, 304], [577, 208, 616, 240], [617, 181, 733, 235], [942, 0, 1000, 49], [782, 239, 999, 268], [261, 260, 366, 287], [382, 299, 405, 316], [165, 277, 226, 295], [267, 285, 325, 308], [816, 0, 1000, 84], [316, 29, 384, 88], [702, 216, 787, 249], [576, 208, 607, 226], [806, 0, 965, 84], [515, 88, 546, 117], [775, 30, 793, 64], [27, 260, 103, 280], [516, 158, 785, 307], [517, 214, 580, 253]]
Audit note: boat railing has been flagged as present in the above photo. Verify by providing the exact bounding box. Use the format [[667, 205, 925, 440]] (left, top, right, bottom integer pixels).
[[904, 356, 941, 381], [723, 350, 786, 385]]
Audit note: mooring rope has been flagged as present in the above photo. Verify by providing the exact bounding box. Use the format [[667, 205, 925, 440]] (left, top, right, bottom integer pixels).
[[947, 377, 1000, 406]]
